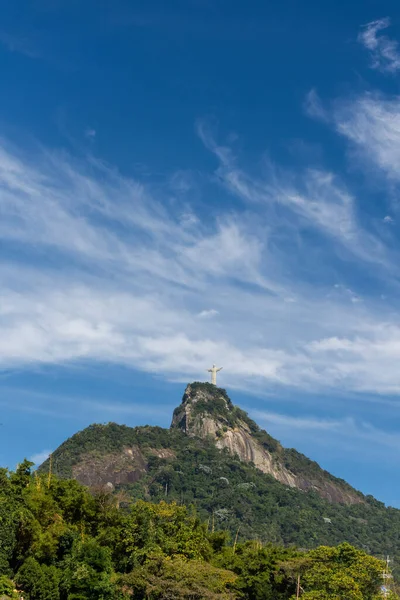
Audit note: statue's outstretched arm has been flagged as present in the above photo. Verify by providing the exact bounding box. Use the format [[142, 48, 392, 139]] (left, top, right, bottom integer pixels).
[[217, 367, 223, 372]]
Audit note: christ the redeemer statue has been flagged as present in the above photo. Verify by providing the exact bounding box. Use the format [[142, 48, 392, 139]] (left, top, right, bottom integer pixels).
[[208, 364, 223, 385]]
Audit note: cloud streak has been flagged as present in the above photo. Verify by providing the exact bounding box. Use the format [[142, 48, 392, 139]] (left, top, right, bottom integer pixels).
[[358, 18, 400, 73], [335, 92, 400, 184], [2, 91, 400, 397], [0, 31, 40, 59], [29, 450, 51, 466], [253, 409, 400, 465], [196, 120, 390, 269]]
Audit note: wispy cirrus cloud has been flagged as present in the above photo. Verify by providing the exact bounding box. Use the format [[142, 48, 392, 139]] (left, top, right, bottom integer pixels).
[[334, 92, 400, 182], [0, 31, 40, 59], [306, 323, 400, 395], [252, 409, 400, 465], [7, 16, 400, 403], [0, 387, 172, 424], [253, 410, 346, 432], [306, 22, 400, 191], [197, 309, 219, 319], [196, 119, 388, 268], [29, 450, 51, 466], [1, 131, 400, 399], [358, 17, 400, 74], [304, 89, 328, 121], [85, 128, 96, 139]]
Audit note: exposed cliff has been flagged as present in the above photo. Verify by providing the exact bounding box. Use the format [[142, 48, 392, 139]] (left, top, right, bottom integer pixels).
[[171, 382, 362, 505]]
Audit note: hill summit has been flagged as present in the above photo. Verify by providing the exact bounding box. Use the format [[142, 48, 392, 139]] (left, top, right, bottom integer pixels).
[[171, 383, 361, 504]]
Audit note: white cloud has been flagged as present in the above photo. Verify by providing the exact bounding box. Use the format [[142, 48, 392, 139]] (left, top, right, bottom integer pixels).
[[335, 93, 400, 181], [358, 18, 400, 73], [180, 212, 199, 227], [197, 309, 219, 319], [196, 120, 388, 267], [0, 386, 171, 423], [0, 31, 39, 59], [331, 284, 362, 304], [384, 215, 394, 223], [305, 323, 400, 394], [29, 450, 51, 466], [304, 89, 328, 121], [0, 127, 400, 398], [253, 410, 345, 432], [85, 128, 96, 138], [252, 409, 400, 462], [170, 170, 196, 194], [0, 139, 286, 388]]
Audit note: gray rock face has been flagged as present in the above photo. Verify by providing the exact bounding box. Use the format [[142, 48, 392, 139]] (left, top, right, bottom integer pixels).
[[171, 383, 296, 487], [171, 383, 363, 505], [71, 445, 177, 489], [72, 446, 148, 488], [216, 426, 297, 487]]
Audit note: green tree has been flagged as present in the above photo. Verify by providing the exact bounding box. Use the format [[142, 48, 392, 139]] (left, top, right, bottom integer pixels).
[[0, 497, 17, 576], [16, 557, 59, 600], [120, 555, 238, 599], [0, 575, 17, 599], [217, 542, 299, 600], [10, 461, 34, 491], [289, 543, 384, 600], [105, 501, 212, 571], [61, 538, 116, 600]]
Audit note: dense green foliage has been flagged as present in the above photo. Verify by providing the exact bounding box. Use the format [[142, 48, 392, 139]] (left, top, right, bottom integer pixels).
[[0, 463, 395, 599]]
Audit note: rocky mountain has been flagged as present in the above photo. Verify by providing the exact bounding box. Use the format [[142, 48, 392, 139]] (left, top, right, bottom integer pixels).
[[171, 383, 361, 504], [39, 382, 400, 567]]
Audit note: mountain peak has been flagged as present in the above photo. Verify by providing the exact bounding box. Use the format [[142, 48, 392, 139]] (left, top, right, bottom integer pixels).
[[171, 382, 363, 505], [171, 382, 245, 435]]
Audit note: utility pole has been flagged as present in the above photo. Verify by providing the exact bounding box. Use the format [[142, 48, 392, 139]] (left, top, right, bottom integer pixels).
[[47, 454, 52, 489]]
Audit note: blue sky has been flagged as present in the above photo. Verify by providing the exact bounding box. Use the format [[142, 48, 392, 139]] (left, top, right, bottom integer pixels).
[[3, 0, 400, 507]]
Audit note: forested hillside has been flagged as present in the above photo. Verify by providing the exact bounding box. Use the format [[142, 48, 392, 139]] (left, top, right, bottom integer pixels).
[[39, 421, 400, 572], [0, 463, 396, 599]]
